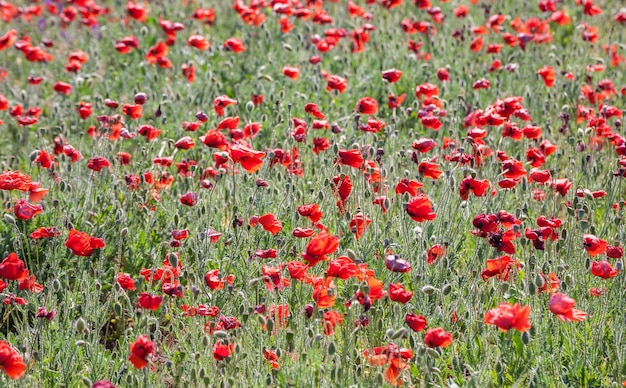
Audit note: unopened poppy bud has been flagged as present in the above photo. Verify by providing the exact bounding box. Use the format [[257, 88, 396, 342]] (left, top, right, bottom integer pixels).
[[113, 302, 122, 316], [521, 331, 531, 345], [134, 92, 147, 105], [385, 329, 395, 338], [75, 340, 88, 347], [616, 260, 623, 270], [426, 348, 441, 358], [3, 214, 15, 224], [499, 282, 509, 292], [422, 285, 437, 295], [75, 317, 86, 333], [346, 249, 357, 260], [528, 281, 537, 294], [441, 284, 452, 295], [328, 341, 336, 355], [304, 304, 314, 319], [81, 377, 92, 387], [256, 314, 266, 326], [213, 330, 228, 339], [266, 318, 274, 333], [168, 253, 178, 268], [392, 328, 408, 339], [196, 111, 208, 122]]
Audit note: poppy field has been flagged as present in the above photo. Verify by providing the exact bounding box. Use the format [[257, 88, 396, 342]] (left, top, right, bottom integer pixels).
[[0, 0, 625, 386]]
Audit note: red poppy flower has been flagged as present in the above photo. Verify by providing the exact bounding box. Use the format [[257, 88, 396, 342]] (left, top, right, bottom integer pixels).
[[356, 97, 378, 115], [590, 260, 619, 279], [395, 178, 423, 196], [0, 30, 17, 52], [213, 341, 234, 361], [304, 103, 325, 119], [13, 198, 42, 220], [258, 213, 283, 235], [224, 37, 245, 52], [484, 302, 531, 332], [187, 35, 209, 50], [87, 157, 111, 172], [174, 136, 195, 150], [326, 74, 348, 94], [301, 231, 340, 267], [337, 149, 364, 168], [387, 93, 406, 109], [350, 213, 371, 239], [418, 160, 443, 179], [204, 269, 225, 290], [122, 104, 143, 120], [459, 176, 490, 200], [138, 292, 163, 311], [537, 66, 556, 87], [405, 194, 437, 222], [364, 343, 413, 386], [30, 227, 61, 239], [180, 192, 198, 206], [0, 253, 28, 281], [128, 335, 153, 369], [382, 68, 402, 83], [423, 327, 453, 348], [501, 159, 527, 179], [297, 203, 323, 223], [65, 229, 105, 257], [389, 283, 413, 304], [53, 81, 72, 95], [606, 245, 624, 259], [0, 170, 32, 191], [282, 66, 300, 80], [0, 341, 26, 379], [322, 310, 344, 335], [583, 234, 608, 256], [213, 95, 237, 116], [427, 244, 446, 265], [481, 255, 520, 281], [116, 273, 135, 291], [229, 144, 265, 173], [405, 313, 427, 332], [549, 293, 587, 322]]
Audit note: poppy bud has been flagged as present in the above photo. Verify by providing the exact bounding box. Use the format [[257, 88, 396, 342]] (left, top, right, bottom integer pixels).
[[385, 329, 395, 338], [196, 111, 208, 122], [75, 317, 86, 333], [426, 348, 441, 358], [528, 281, 536, 294], [114, 302, 122, 316], [521, 331, 531, 345], [422, 285, 437, 295], [134, 93, 147, 105], [616, 260, 623, 270], [81, 377, 92, 387], [441, 284, 452, 295], [392, 328, 408, 339], [3, 214, 15, 224], [328, 341, 336, 355]]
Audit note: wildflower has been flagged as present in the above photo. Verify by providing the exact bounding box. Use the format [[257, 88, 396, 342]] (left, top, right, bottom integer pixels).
[[484, 302, 531, 332]]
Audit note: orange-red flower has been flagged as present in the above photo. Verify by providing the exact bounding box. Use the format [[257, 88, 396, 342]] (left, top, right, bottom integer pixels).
[[405, 313, 427, 332], [0, 170, 32, 191], [405, 194, 437, 222], [301, 231, 340, 267], [187, 35, 209, 50], [364, 343, 413, 386], [382, 68, 402, 83], [224, 37, 245, 52], [356, 97, 378, 115], [0, 341, 26, 379], [590, 260, 619, 279], [337, 149, 364, 168], [65, 229, 105, 257], [484, 302, 531, 332], [13, 198, 42, 220], [549, 293, 586, 322], [128, 335, 153, 369], [423, 327, 453, 348], [0, 253, 28, 281], [138, 292, 163, 311], [537, 66, 555, 87], [258, 213, 283, 235], [282, 66, 300, 80], [583, 234, 607, 256]]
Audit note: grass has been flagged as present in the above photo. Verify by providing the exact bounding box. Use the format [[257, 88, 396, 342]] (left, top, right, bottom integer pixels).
[[0, 0, 625, 386]]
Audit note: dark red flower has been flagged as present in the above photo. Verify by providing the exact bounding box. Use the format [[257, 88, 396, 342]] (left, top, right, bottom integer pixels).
[[128, 335, 153, 369]]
